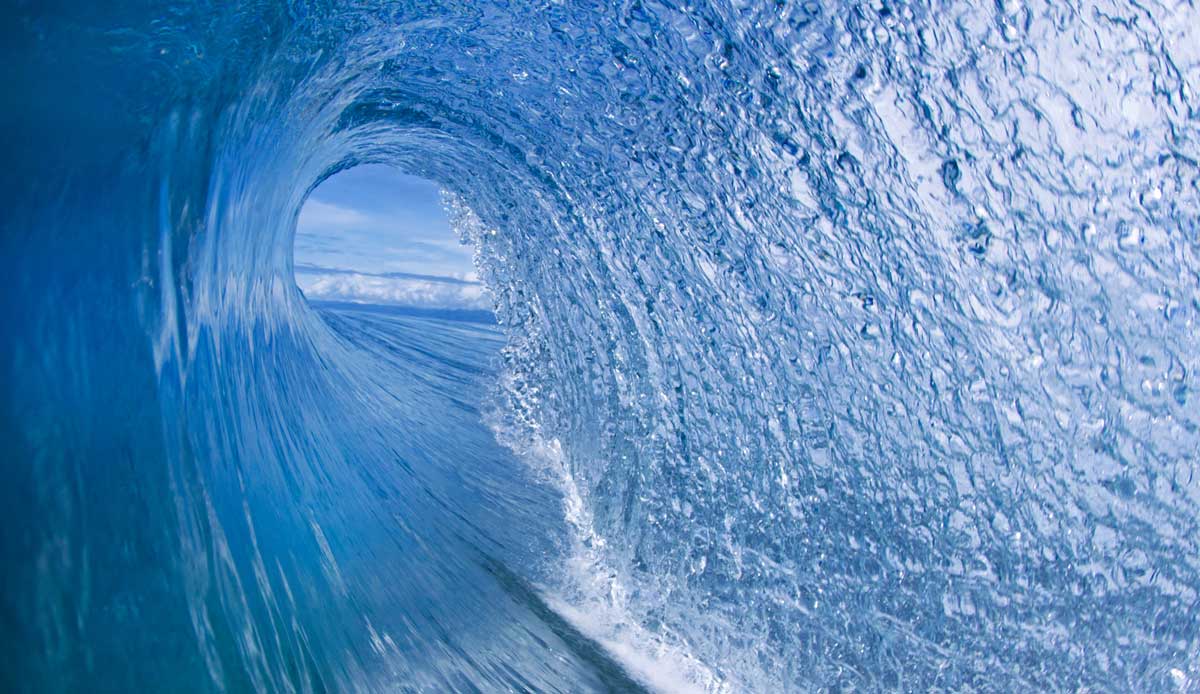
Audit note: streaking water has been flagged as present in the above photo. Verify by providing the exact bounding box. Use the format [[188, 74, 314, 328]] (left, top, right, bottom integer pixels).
[[2, 1, 1199, 692]]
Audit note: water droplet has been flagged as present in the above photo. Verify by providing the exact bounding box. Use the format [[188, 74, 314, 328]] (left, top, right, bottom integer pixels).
[[1140, 185, 1162, 209], [942, 159, 961, 190]]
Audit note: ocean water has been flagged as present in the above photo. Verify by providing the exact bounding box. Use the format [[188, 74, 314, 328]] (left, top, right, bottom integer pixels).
[[2, 1, 1199, 692]]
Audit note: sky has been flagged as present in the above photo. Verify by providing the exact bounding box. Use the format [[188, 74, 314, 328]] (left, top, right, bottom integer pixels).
[[293, 165, 487, 309]]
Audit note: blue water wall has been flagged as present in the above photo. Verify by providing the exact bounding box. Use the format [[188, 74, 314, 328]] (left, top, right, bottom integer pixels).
[[2, 1, 1199, 691]]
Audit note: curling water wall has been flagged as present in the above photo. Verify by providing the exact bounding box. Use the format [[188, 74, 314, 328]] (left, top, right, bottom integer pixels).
[[2, 1, 1199, 692]]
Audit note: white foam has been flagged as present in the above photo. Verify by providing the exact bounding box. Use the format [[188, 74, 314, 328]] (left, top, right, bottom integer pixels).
[[539, 591, 728, 694], [484, 402, 731, 693]]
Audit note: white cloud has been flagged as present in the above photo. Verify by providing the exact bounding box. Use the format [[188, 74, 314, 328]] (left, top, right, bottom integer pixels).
[[413, 237, 472, 251], [296, 271, 490, 310]]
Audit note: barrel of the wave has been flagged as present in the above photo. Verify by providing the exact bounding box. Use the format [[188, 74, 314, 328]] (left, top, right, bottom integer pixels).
[[4, 1, 1200, 692], [0, 4, 673, 692]]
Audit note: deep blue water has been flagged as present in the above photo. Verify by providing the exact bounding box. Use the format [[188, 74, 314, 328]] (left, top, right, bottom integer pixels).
[[2, 1, 1199, 692]]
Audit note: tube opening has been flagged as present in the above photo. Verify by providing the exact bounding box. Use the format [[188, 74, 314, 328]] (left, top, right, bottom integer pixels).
[[293, 164, 488, 316]]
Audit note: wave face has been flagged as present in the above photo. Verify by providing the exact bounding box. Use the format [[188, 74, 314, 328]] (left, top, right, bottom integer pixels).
[[3, 1, 1200, 691]]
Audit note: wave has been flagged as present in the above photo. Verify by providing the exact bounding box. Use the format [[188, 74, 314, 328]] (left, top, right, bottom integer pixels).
[[2, 1, 1199, 691]]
